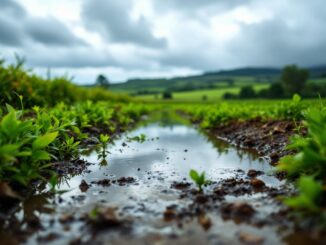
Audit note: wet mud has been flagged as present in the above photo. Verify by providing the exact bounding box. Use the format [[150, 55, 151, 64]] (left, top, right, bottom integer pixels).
[[1, 120, 325, 245], [210, 118, 306, 165]]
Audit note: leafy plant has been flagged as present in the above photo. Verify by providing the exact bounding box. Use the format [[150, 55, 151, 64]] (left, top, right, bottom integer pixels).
[[278, 107, 326, 179], [60, 137, 80, 159], [189, 169, 209, 192], [0, 106, 59, 185], [284, 176, 324, 213], [99, 134, 110, 145], [277, 105, 326, 213], [97, 134, 110, 160]]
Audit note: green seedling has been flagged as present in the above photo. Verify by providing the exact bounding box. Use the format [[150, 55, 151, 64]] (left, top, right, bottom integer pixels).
[[189, 169, 209, 192], [99, 134, 110, 145], [98, 134, 110, 159], [59, 136, 80, 159], [88, 206, 99, 220]]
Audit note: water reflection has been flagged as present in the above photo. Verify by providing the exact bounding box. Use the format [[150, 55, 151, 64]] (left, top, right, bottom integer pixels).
[[54, 122, 278, 199], [1, 119, 284, 245]]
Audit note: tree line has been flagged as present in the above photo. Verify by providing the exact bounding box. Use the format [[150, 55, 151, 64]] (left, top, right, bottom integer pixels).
[[224, 65, 326, 99]]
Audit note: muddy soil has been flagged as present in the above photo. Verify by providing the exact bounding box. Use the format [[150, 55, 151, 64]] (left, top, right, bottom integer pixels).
[[1, 120, 325, 245], [210, 118, 306, 165]]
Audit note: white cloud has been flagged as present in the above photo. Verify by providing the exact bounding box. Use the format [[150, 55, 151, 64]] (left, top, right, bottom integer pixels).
[[0, 0, 325, 84]]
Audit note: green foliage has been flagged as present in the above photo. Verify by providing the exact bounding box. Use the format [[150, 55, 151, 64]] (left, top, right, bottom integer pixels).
[[0, 106, 59, 185], [181, 94, 308, 129], [33, 132, 58, 150], [99, 134, 110, 145], [239, 85, 256, 98], [60, 137, 80, 159], [281, 65, 310, 94], [277, 104, 326, 213], [278, 106, 326, 178], [275, 94, 306, 120], [0, 59, 130, 109], [162, 91, 173, 100], [0, 101, 151, 186], [95, 74, 110, 88], [49, 174, 59, 193], [98, 134, 110, 160], [88, 206, 99, 220], [284, 176, 324, 213], [189, 169, 209, 192]]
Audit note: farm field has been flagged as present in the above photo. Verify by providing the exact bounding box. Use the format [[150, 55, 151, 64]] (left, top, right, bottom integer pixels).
[[137, 83, 270, 102], [109, 75, 270, 93], [1, 59, 326, 244], [1, 0, 326, 243]]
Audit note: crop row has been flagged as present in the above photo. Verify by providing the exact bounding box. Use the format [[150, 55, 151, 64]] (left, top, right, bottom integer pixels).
[[180, 95, 326, 216], [0, 101, 152, 186]]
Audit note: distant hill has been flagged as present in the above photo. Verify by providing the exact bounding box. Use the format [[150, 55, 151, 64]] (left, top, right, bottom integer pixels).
[[108, 66, 326, 94], [308, 65, 326, 77], [204, 67, 281, 77]]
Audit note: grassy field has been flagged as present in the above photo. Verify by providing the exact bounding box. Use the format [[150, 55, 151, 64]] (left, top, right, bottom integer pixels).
[[110, 75, 273, 94], [308, 77, 326, 84], [136, 84, 270, 102]]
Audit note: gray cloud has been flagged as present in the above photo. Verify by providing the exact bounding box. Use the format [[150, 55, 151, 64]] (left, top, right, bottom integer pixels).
[[82, 0, 167, 48], [153, 0, 326, 71], [155, 50, 217, 71], [0, 0, 26, 46], [25, 17, 86, 47], [0, 0, 85, 48], [227, 1, 326, 67], [1, 0, 326, 82], [27, 48, 117, 68], [0, 16, 23, 46], [2, 0, 26, 16], [154, 0, 248, 10]]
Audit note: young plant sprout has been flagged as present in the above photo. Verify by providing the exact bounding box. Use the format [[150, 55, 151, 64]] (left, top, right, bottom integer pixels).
[[189, 169, 209, 192], [98, 134, 110, 159], [99, 134, 110, 146]]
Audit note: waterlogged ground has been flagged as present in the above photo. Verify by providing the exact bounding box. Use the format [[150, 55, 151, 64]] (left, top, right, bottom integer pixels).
[[2, 121, 319, 245]]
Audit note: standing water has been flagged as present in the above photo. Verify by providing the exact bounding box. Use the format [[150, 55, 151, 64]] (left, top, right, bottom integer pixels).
[[2, 118, 297, 245]]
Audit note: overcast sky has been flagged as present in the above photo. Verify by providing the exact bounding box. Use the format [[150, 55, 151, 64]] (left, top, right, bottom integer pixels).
[[1, 0, 325, 84]]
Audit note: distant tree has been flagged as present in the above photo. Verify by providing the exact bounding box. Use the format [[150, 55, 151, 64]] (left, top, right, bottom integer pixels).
[[281, 65, 309, 94], [302, 83, 326, 98], [257, 89, 269, 98], [266, 83, 284, 98], [223, 92, 236, 100], [95, 74, 110, 88], [162, 90, 172, 99], [239, 86, 256, 98], [202, 95, 208, 101]]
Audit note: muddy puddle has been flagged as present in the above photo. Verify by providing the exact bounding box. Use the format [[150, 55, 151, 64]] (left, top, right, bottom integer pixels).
[[2, 121, 320, 245]]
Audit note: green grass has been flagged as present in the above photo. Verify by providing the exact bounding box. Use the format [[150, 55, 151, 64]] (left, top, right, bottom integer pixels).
[[136, 84, 269, 102], [110, 75, 272, 94], [308, 77, 326, 84]]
